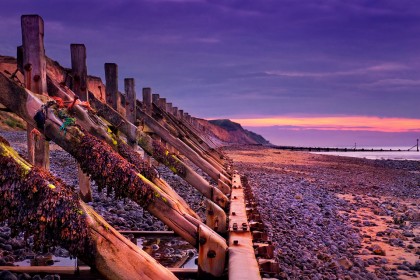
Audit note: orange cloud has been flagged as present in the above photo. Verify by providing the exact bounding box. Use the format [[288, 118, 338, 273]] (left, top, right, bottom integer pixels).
[[230, 116, 420, 133]]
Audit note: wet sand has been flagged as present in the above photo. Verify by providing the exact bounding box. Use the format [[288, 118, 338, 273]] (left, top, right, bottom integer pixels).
[[224, 145, 420, 279]]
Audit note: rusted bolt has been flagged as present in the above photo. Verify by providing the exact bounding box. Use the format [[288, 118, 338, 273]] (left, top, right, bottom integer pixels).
[[233, 223, 238, 231], [242, 223, 248, 231], [207, 250, 216, 258], [232, 211, 236, 216], [233, 240, 239, 245], [233, 196, 237, 199], [199, 237, 207, 245], [208, 209, 214, 215], [24, 63, 32, 71], [33, 75, 40, 82]]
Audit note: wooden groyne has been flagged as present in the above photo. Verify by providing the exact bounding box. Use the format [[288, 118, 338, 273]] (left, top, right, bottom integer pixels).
[[274, 143, 419, 153], [0, 14, 279, 279]]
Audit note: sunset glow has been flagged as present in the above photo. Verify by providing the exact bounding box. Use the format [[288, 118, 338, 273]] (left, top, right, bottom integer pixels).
[[231, 116, 420, 133]]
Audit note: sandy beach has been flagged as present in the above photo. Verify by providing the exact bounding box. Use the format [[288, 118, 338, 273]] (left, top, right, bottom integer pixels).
[[224, 145, 420, 279]]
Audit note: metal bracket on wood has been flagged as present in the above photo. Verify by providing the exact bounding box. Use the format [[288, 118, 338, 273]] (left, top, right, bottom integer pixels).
[[205, 199, 227, 234], [197, 224, 228, 278]]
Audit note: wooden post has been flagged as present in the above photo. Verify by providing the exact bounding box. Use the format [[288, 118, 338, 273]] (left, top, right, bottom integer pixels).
[[70, 43, 92, 202], [124, 78, 136, 124], [179, 109, 184, 120], [417, 139, 419, 152], [21, 14, 49, 169], [105, 63, 120, 111], [142, 87, 152, 115], [70, 44, 88, 101], [17, 46, 24, 73], [152, 93, 160, 104], [158, 98, 166, 112], [166, 102, 172, 114], [173, 106, 178, 118]]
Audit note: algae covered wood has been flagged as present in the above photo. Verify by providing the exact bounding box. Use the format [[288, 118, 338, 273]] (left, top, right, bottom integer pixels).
[[0, 138, 177, 280], [47, 76, 196, 218], [88, 91, 228, 209], [0, 73, 226, 255], [70, 43, 92, 202]]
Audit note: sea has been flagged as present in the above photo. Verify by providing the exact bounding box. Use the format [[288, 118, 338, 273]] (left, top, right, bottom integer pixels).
[[313, 147, 420, 161]]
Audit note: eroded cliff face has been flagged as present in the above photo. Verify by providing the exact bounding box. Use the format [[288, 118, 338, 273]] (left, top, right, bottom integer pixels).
[[196, 118, 270, 146]]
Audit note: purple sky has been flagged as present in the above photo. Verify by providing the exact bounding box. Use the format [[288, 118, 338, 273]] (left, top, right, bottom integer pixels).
[[1, 1, 420, 146]]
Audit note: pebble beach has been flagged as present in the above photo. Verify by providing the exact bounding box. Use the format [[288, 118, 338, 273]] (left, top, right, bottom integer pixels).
[[0, 131, 419, 279], [224, 145, 420, 279]]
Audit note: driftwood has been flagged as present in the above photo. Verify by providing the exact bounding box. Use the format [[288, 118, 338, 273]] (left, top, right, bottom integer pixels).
[[0, 73, 227, 277], [0, 137, 177, 280]]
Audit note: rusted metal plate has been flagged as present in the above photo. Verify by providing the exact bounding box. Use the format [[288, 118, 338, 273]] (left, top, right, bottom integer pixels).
[[228, 173, 261, 280]]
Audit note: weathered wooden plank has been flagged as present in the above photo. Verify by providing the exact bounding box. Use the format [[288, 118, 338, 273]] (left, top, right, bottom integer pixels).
[[87, 92, 228, 209], [228, 173, 261, 280], [104, 63, 120, 112], [124, 78, 136, 125], [0, 74, 228, 277], [70, 43, 92, 203], [21, 14, 49, 169], [142, 87, 152, 115], [137, 107, 230, 184], [0, 139, 177, 280], [70, 44, 88, 101]]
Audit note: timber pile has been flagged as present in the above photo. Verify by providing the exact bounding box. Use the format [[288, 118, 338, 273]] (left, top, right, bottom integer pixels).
[[0, 14, 279, 280]]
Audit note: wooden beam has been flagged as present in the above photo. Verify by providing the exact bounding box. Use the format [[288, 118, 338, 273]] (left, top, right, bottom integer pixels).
[[152, 93, 159, 104], [124, 78, 136, 126], [21, 14, 49, 169], [70, 44, 88, 101], [158, 97, 166, 112], [136, 107, 230, 183], [85, 91, 228, 209], [228, 173, 261, 280], [142, 87, 152, 115], [0, 74, 230, 272], [0, 140, 177, 280], [70, 43, 92, 203], [104, 63, 120, 112], [166, 102, 172, 114]]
